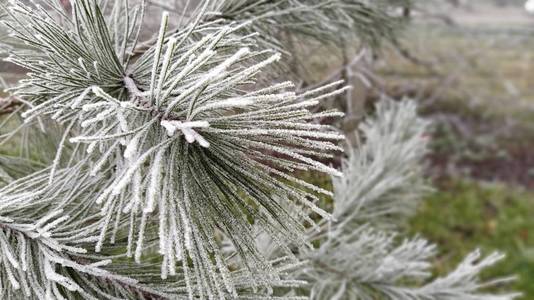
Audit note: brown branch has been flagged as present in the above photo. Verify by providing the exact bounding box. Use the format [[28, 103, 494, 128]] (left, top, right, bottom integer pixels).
[[0, 96, 22, 115], [122, 76, 182, 121]]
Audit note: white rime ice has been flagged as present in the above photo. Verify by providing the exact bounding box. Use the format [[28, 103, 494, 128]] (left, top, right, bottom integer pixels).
[[0, 0, 519, 299]]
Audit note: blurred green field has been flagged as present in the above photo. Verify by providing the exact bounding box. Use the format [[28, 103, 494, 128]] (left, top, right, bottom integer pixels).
[[410, 180, 534, 297]]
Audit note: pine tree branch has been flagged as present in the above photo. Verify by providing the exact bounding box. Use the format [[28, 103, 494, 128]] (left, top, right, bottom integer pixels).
[[2, 1, 345, 297], [331, 98, 431, 230], [133, 0, 407, 58], [0, 209, 145, 299], [300, 224, 519, 300], [0, 1, 521, 299]]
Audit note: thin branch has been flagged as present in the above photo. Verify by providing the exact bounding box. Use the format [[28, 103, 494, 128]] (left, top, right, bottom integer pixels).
[[0, 96, 21, 115]]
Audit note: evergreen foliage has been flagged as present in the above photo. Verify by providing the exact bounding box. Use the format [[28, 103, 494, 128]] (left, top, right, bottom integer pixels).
[[0, 0, 519, 299]]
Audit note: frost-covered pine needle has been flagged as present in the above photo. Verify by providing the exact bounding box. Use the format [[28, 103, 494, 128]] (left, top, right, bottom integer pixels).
[[3, 1, 346, 297]]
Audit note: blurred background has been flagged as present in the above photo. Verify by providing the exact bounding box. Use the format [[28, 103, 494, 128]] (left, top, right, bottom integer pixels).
[[297, 0, 534, 297], [383, 0, 534, 296], [1, 0, 533, 297]]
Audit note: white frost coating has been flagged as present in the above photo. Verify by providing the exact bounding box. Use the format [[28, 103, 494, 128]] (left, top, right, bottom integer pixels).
[[123, 132, 142, 160], [70, 86, 95, 109], [193, 97, 254, 115], [81, 102, 111, 111], [43, 258, 79, 292], [161, 120, 210, 136], [80, 107, 115, 128], [112, 139, 174, 196], [332, 99, 430, 227], [5, 1, 515, 299], [300, 99, 518, 300], [161, 120, 210, 147], [155, 37, 178, 103], [149, 12, 170, 102], [144, 147, 166, 213], [165, 48, 252, 115]]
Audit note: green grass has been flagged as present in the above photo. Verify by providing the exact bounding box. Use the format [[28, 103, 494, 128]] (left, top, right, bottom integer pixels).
[[409, 179, 534, 298]]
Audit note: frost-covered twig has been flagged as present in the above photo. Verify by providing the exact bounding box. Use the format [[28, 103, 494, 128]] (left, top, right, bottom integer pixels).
[[332, 98, 431, 230], [2, 1, 347, 297], [296, 99, 518, 300], [144, 0, 406, 53], [0, 168, 167, 300], [300, 225, 519, 300], [0, 1, 520, 299]]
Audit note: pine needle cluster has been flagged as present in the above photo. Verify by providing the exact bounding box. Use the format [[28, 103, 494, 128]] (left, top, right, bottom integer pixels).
[[0, 0, 519, 299]]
